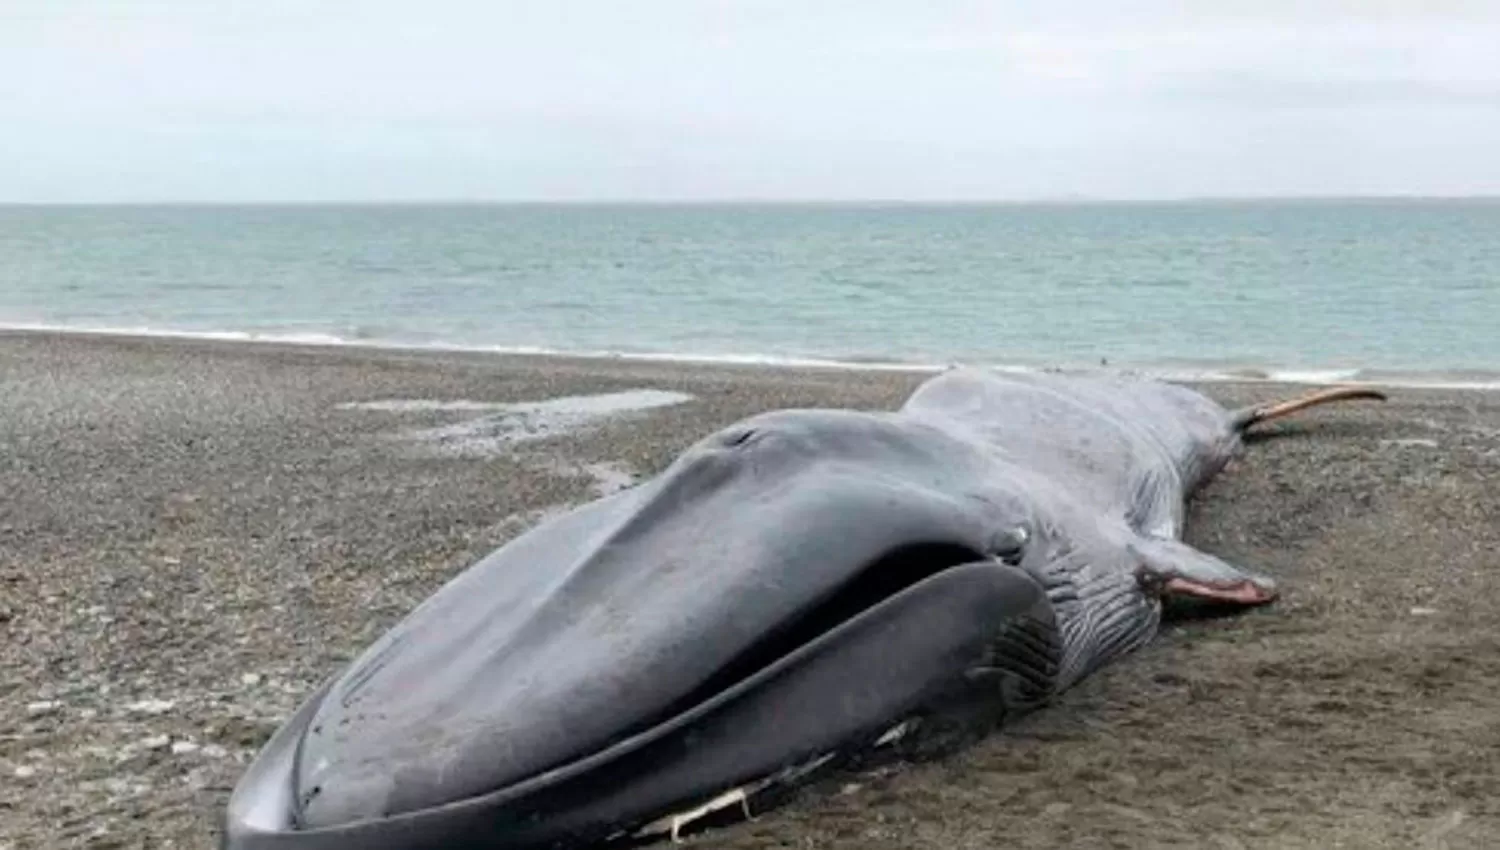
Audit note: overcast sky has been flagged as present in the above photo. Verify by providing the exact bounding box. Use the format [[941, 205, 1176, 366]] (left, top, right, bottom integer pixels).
[[3, 1, 1499, 202]]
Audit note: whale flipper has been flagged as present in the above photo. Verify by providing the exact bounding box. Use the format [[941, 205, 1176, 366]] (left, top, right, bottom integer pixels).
[[1132, 536, 1278, 607]]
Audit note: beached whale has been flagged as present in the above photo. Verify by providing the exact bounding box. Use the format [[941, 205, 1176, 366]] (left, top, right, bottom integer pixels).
[[220, 367, 1385, 850]]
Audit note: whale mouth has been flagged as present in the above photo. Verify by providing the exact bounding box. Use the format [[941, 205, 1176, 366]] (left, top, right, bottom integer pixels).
[[279, 538, 998, 834], [222, 540, 1030, 850]]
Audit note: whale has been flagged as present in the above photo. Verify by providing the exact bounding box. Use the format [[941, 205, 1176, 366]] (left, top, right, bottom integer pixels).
[[220, 367, 1386, 850]]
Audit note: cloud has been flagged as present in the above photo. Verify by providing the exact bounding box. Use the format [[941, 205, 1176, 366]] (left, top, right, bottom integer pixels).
[[2, 1, 1498, 200]]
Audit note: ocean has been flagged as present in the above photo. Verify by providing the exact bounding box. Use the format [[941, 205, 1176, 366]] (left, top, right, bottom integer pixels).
[[3, 201, 1498, 387]]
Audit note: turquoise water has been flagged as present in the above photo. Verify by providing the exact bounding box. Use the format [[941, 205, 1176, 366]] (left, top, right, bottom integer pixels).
[[2, 202, 1498, 383]]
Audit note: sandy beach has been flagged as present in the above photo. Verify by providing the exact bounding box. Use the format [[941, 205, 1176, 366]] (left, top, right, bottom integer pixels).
[[2, 329, 1497, 850]]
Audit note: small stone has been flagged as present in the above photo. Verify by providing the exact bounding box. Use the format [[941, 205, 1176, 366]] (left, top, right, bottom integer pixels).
[[202, 744, 229, 759], [1411, 607, 1440, 616], [125, 698, 176, 715], [183, 766, 212, 790], [26, 700, 61, 716], [140, 734, 171, 750], [171, 740, 200, 755], [14, 765, 37, 779], [240, 672, 263, 687]]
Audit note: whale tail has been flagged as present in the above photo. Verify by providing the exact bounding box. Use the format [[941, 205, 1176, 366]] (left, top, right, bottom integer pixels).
[[1230, 385, 1388, 433]]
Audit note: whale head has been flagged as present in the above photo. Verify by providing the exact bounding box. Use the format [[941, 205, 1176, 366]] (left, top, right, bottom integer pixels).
[[222, 409, 1058, 850]]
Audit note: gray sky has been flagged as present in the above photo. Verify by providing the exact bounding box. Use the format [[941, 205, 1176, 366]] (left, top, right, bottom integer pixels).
[[4, 1, 1499, 202]]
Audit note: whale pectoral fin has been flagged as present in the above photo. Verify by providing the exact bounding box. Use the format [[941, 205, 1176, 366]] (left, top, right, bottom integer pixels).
[[1131, 537, 1278, 607]]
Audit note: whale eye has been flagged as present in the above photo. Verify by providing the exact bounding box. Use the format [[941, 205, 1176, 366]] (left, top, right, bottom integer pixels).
[[989, 526, 1029, 566], [721, 427, 758, 448]]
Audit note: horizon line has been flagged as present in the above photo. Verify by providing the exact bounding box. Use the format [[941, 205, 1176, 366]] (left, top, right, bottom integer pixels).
[[4, 193, 1500, 207]]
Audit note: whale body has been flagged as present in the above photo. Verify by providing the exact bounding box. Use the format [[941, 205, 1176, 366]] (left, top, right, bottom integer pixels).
[[221, 368, 1384, 849]]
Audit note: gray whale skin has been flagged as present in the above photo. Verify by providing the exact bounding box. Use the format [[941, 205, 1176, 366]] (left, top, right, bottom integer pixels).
[[221, 368, 1384, 849]]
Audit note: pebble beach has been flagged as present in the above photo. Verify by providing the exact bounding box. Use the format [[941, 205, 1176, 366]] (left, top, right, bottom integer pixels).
[[2, 329, 1498, 849]]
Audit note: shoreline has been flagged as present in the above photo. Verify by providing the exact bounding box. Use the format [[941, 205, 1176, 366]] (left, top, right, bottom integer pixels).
[[5, 324, 1500, 393], [2, 330, 1497, 849]]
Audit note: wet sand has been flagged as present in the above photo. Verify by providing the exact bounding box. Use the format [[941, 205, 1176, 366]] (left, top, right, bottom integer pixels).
[[1, 330, 1497, 849]]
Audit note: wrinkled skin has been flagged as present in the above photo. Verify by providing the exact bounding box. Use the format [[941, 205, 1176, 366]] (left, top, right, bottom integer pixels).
[[223, 368, 1300, 850]]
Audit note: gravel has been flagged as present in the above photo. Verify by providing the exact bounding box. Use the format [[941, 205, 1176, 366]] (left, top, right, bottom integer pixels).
[[2, 329, 1497, 849]]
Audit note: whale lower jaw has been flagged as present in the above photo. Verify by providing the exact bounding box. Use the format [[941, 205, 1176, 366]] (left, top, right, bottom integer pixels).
[[222, 562, 1058, 850]]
